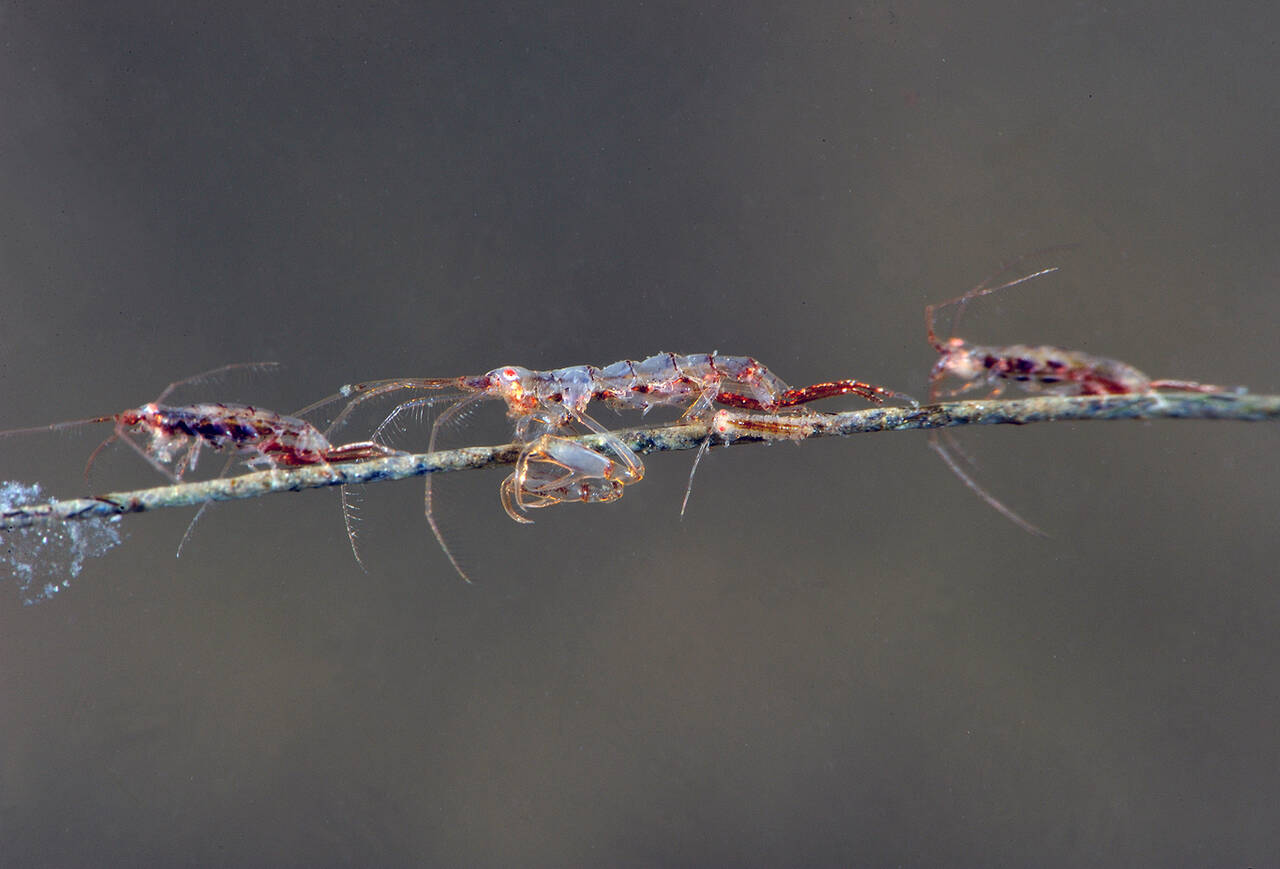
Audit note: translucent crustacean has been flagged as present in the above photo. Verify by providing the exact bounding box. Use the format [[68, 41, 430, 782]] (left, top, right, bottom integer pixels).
[[925, 263, 1235, 533], [0, 363, 402, 560], [0, 363, 397, 482], [305, 352, 914, 580]]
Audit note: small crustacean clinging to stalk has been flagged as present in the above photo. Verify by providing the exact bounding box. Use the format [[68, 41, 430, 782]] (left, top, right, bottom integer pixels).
[[0, 363, 398, 482], [925, 262, 1237, 533], [0, 363, 402, 557], [303, 352, 916, 581]]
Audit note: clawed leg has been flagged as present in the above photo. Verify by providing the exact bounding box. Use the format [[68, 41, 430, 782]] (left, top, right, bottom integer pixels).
[[501, 433, 643, 522]]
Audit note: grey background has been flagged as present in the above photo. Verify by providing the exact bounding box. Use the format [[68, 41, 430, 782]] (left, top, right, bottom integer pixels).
[[2, 2, 1277, 866]]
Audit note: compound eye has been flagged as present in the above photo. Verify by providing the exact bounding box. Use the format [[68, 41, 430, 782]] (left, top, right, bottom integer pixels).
[[486, 366, 530, 388]]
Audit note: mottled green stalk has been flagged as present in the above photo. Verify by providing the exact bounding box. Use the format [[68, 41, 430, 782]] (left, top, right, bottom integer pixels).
[[2, 392, 1275, 531]]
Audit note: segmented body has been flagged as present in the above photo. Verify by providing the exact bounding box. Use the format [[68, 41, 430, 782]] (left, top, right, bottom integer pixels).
[[96, 401, 396, 480], [0, 364, 398, 483], [116, 402, 334, 470], [304, 352, 911, 580], [925, 266, 1226, 399], [0, 363, 403, 568], [331, 353, 904, 428], [927, 340, 1211, 398], [924, 263, 1232, 535]]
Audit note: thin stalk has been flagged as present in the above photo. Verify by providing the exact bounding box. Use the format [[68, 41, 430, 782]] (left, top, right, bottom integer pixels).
[[2, 392, 1275, 531]]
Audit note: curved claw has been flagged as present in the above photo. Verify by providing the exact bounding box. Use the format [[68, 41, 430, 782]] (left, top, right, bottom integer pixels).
[[499, 474, 537, 524], [498, 433, 642, 520]]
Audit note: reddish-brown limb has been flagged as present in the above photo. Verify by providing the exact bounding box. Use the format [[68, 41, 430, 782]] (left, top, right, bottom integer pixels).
[[319, 441, 401, 464], [715, 379, 913, 411]]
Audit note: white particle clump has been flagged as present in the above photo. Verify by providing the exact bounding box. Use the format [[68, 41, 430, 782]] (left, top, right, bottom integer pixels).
[[1, 481, 124, 604]]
